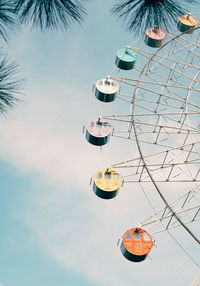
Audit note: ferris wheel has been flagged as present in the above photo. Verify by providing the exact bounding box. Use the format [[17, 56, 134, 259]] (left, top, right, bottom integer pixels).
[[84, 13, 200, 277]]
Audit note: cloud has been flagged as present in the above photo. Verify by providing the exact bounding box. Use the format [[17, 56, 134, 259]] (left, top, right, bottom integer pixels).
[[0, 87, 145, 286], [0, 21, 199, 285], [0, 84, 198, 286]]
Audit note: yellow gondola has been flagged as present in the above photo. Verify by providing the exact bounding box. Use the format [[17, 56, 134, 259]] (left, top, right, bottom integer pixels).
[[92, 168, 122, 199], [177, 14, 199, 33]]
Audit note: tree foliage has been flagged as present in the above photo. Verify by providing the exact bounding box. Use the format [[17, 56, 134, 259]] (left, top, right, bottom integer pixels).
[[14, 0, 86, 31], [111, 0, 197, 35], [0, 0, 19, 41], [0, 56, 23, 114]]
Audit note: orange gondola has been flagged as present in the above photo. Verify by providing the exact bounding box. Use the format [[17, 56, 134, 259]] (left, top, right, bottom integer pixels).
[[121, 227, 153, 262]]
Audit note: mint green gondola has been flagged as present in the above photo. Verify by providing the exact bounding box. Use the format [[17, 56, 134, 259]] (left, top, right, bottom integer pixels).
[[115, 48, 137, 70]]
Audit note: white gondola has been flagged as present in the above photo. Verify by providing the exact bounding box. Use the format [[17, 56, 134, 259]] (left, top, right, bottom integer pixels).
[[94, 78, 120, 102], [85, 119, 112, 146]]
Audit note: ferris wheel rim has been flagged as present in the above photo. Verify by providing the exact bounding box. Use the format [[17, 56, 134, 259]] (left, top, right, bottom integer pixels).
[[131, 26, 200, 244]]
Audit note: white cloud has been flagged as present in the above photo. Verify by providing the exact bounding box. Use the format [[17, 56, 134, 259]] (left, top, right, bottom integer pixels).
[[0, 12, 199, 284], [0, 85, 198, 286]]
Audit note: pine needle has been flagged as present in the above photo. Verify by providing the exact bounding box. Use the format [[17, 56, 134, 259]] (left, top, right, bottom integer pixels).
[[0, 0, 19, 41], [14, 0, 86, 31], [111, 0, 197, 35], [0, 55, 23, 114]]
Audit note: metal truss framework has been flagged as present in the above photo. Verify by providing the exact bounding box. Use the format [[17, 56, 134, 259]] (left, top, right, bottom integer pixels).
[[102, 27, 200, 246], [140, 184, 200, 235], [191, 272, 200, 286]]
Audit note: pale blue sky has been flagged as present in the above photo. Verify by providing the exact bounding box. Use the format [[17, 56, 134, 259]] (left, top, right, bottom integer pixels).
[[0, 1, 200, 286]]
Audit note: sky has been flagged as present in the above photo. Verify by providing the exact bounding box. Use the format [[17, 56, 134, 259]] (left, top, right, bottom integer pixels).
[[0, 1, 200, 286]]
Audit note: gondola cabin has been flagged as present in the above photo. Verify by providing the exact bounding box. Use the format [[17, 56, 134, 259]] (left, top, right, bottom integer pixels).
[[85, 119, 112, 146], [121, 227, 153, 262], [115, 47, 137, 70], [93, 168, 122, 199], [177, 14, 198, 33], [144, 26, 166, 48], [95, 78, 120, 102], [115, 48, 137, 70]]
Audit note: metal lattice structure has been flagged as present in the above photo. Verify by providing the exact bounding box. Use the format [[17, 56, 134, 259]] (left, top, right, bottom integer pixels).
[[102, 27, 200, 248], [191, 272, 200, 286]]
